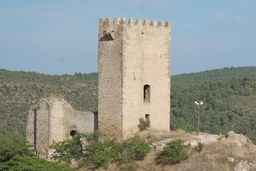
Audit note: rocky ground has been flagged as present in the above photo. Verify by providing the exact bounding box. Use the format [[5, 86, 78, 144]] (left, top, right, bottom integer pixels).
[[92, 130, 256, 171]]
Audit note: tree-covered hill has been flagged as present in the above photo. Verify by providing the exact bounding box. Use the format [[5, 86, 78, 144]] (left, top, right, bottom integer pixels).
[[171, 77, 256, 141], [171, 66, 256, 142], [172, 66, 256, 87], [1, 66, 256, 142]]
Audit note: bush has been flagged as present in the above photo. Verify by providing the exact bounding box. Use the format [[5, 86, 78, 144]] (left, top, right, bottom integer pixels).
[[138, 118, 150, 131], [114, 136, 150, 171], [83, 139, 120, 169], [130, 136, 151, 160], [119, 135, 150, 161], [83, 135, 150, 168], [84, 130, 104, 143], [50, 131, 151, 170], [196, 142, 203, 153], [50, 131, 119, 169], [1, 156, 75, 171], [50, 133, 84, 163], [0, 132, 74, 171], [0, 132, 33, 163], [159, 139, 189, 165]]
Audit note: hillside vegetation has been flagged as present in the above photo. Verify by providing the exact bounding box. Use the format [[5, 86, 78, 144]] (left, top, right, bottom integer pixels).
[[1, 67, 256, 142], [0, 132, 75, 170], [171, 66, 256, 142]]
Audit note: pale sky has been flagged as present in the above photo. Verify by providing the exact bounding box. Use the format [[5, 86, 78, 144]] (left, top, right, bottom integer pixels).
[[0, 0, 256, 75]]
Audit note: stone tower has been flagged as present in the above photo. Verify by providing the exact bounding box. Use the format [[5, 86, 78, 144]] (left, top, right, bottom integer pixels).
[[98, 17, 171, 139]]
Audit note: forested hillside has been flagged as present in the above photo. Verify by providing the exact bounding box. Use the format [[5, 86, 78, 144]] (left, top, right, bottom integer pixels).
[[1, 67, 256, 142], [172, 66, 256, 87], [171, 77, 256, 140]]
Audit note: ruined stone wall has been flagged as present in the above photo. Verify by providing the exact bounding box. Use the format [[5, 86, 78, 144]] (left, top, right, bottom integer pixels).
[[26, 98, 96, 159], [47, 99, 66, 148], [26, 108, 36, 149], [98, 18, 171, 139], [65, 109, 96, 137], [34, 100, 50, 159]]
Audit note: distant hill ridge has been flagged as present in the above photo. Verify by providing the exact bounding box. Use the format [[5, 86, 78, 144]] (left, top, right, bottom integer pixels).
[[1, 66, 256, 142], [172, 66, 256, 86]]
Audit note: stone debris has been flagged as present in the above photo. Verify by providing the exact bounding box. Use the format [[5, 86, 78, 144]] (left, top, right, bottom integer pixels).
[[226, 131, 248, 144], [227, 157, 235, 163], [150, 138, 172, 151], [235, 160, 256, 171], [184, 134, 220, 148]]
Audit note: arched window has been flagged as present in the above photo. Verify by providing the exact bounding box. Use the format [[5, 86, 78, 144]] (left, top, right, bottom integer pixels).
[[144, 84, 150, 102]]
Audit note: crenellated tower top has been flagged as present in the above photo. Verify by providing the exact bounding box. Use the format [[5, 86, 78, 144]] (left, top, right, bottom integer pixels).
[[99, 17, 171, 27]]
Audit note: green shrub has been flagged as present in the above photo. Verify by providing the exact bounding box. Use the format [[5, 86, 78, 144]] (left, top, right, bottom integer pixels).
[[50, 131, 150, 170], [130, 136, 151, 160], [138, 118, 150, 131], [119, 135, 150, 161], [196, 142, 203, 153], [0, 132, 74, 171], [1, 156, 75, 171], [83, 139, 120, 169], [159, 139, 189, 165], [50, 133, 84, 163], [0, 132, 33, 163], [82, 135, 149, 169], [84, 130, 104, 143], [114, 136, 150, 170]]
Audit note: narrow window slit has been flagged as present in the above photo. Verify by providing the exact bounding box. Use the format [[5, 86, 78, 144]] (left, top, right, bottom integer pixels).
[[144, 84, 150, 102], [145, 114, 150, 122]]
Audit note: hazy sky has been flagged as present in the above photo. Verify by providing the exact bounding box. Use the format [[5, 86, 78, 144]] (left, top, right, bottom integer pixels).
[[0, 0, 256, 75]]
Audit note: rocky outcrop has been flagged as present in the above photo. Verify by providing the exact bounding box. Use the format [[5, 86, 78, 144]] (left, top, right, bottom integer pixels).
[[234, 160, 256, 171], [145, 131, 256, 171], [150, 138, 173, 151]]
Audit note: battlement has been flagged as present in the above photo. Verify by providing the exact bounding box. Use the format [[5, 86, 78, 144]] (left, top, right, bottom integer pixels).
[[99, 18, 171, 27]]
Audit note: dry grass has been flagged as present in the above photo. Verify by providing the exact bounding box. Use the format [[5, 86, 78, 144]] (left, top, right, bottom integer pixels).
[[136, 129, 189, 143]]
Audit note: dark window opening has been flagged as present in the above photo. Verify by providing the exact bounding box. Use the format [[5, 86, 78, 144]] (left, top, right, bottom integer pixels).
[[70, 130, 77, 137], [33, 109, 37, 150], [145, 114, 150, 122], [100, 31, 115, 41], [144, 84, 150, 102], [94, 112, 98, 131]]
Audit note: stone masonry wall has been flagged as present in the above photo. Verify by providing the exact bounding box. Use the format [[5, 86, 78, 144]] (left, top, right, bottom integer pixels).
[[98, 18, 171, 139], [34, 101, 50, 159], [26, 108, 36, 150], [122, 18, 171, 139], [98, 18, 124, 139], [26, 98, 96, 159]]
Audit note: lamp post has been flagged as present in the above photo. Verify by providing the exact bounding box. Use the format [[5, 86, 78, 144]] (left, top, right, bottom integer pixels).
[[195, 101, 203, 135]]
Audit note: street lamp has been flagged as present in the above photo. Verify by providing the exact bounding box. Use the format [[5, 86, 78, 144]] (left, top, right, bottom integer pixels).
[[195, 101, 203, 135]]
